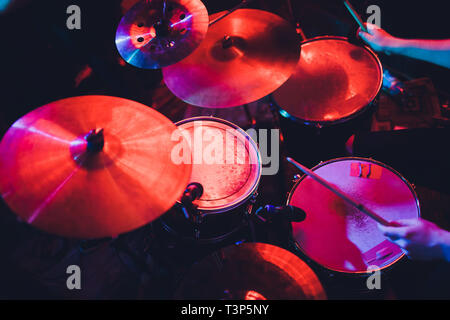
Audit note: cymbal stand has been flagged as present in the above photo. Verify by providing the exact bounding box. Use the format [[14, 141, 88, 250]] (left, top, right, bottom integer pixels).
[[243, 104, 257, 128], [286, 0, 307, 41], [209, 0, 257, 26]]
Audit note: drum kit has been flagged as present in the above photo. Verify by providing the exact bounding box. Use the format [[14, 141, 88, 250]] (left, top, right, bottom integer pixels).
[[0, 0, 420, 299]]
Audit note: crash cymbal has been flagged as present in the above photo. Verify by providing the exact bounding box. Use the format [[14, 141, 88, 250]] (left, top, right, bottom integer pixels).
[[0, 96, 192, 239], [175, 243, 326, 300], [163, 9, 301, 108], [116, 0, 209, 69]]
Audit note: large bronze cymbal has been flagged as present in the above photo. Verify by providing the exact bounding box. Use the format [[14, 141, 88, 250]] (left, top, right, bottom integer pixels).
[[163, 9, 301, 108], [0, 96, 192, 239], [115, 0, 209, 69], [175, 243, 326, 300]]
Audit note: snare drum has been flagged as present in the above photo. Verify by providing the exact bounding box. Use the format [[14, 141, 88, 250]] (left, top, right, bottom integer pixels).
[[272, 36, 383, 164], [287, 157, 420, 274], [160, 117, 262, 243]]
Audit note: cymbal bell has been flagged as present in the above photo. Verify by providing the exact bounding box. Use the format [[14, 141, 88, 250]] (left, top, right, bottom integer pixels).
[[163, 9, 301, 108], [116, 0, 209, 69], [175, 242, 326, 300], [0, 96, 192, 239]]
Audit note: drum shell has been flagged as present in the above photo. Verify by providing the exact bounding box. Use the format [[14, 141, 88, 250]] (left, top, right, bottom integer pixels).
[[159, 197, 256, 244], [160, 117, 261, 244], [276, 102, 377, 165]]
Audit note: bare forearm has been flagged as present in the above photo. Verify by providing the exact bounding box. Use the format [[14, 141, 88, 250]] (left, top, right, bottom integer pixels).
[[390, 39, 450, 69]]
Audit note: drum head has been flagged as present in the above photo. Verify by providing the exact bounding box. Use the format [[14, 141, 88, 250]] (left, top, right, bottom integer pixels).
[[288, 158, 420, 273], [175, 117, 261, 212], [272, 37, 382, 125]]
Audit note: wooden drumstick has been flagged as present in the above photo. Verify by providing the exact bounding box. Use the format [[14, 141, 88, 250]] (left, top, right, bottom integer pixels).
[[343, 0, 368, 33], [286, 157, 395, 227]]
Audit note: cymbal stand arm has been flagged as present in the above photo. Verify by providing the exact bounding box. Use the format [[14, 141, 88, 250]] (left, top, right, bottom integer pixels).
[[286, 0, 307, 41], [243, 104, 257, 128], [209, 0, 257, 26]]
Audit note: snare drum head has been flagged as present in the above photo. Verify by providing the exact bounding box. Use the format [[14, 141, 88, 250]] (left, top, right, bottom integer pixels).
[[288, 158, 420, 273], [175, 117, 261, 212], [273, 37, 382, 124]]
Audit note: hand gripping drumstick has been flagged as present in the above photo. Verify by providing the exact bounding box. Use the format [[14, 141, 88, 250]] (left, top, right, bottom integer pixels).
[[286, 157, 397, 227], [343, 0, 368, 33]]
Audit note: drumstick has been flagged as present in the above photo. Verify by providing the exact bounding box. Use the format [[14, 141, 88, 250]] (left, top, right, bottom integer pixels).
[[343, 0, 368, 33], [286, 157, 394, 226]]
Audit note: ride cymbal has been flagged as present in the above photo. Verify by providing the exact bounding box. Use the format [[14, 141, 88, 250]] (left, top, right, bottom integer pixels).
[[0, 96, 192, 239], [175, 242, 326, 300], [116, 0, 209, 69], [163, 9, 301, 108]]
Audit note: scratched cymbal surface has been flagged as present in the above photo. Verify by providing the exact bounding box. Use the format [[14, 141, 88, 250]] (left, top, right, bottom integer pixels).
[[163, 9, 301, 108]]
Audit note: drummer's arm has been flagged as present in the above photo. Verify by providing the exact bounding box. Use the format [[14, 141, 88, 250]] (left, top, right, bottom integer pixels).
[[358, 23, 450, 69], [378, 218, 450, 262]]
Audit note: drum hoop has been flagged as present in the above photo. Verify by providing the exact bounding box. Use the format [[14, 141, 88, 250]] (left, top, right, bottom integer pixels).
[[272, 36, 383, 127], [287, 156, 421, 274], [175, 116, 262, 213]]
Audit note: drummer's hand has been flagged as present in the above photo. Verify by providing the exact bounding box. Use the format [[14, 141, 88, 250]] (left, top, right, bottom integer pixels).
[[378, 218, 450, 261], [357, 23, 401, 55]]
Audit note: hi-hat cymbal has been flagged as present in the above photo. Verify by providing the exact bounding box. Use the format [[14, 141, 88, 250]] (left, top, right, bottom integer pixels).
[[175, 243, 326, 300], [0, 96, 192, 239], [116, 0, 209, 69], [163, 9, 301, 108]]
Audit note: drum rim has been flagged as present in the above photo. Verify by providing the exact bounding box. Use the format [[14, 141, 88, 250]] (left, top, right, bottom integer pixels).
[[174, 116, 262, 213], [272, 36, 384, 127], [286, 156, 421, 274]]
